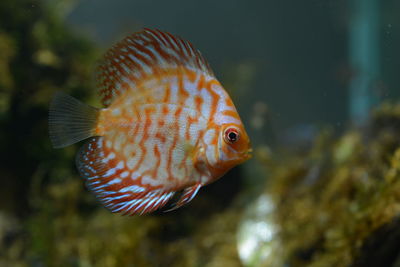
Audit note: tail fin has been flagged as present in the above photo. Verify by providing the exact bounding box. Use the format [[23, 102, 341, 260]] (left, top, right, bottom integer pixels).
[[49, 91, 99, 148]]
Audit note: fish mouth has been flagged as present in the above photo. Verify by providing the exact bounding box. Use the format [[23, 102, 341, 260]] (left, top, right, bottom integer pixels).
[[244, 148, 253, 160]]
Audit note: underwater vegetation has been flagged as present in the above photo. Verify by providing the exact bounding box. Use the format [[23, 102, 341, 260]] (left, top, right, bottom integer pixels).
[[1, 0, 400, 267], [0, 0, 98, 215], [257, 104, 400, 267]]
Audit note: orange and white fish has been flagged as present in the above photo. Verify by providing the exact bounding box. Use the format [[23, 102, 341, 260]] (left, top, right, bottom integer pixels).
[[49, 29, 252, 215]]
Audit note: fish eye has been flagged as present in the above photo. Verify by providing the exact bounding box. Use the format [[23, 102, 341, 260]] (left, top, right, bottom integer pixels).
[[224, 127, 240, 144]]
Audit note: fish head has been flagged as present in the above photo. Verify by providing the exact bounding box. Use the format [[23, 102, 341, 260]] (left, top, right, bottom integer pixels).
[[215, 122, 252, 172]]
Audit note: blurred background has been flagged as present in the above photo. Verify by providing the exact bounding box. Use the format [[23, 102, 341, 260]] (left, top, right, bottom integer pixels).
[[1, 0, 400, 266]]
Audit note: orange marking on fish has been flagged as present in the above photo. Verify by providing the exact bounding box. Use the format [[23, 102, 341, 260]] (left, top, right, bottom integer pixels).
[[174, 106, 183, 117], [185, 115, 196, 140], [152, 144, 161, 178], [158, 120, 165, 127], [166, 128, 179, 181], [211, 133, 218, 145], [131, 120, 140, 137], [163, 84, 171, 103], [205, 79, 220, 122], [186, 68, 197, 83], [162, 105, 169, 115], [194, 95, 203, 113], [222, 109, 239, 118], [155, 132, 166, 143], [225, 97, 235, 108], [178, 73, 189, 102], [130, 122, 149, 173], [197, 74, 205, 91]]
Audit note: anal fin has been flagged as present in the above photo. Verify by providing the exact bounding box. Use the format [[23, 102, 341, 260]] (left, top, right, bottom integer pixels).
[[76, 136, 176, 215], [107, 190, 176, 215], [166, 183, 202, 212]]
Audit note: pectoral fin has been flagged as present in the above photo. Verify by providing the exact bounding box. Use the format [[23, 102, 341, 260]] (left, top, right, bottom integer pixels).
[[165, 183, 202, 212]]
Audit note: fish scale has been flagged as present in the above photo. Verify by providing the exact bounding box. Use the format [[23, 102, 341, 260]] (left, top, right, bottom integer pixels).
[[49, 28, 251, 215]]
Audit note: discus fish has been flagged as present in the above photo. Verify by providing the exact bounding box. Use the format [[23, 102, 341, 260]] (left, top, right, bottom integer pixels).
[[49, 28, 252, 215]]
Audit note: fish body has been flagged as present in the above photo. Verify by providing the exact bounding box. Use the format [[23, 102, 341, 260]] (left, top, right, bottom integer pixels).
[[49, 29, 251, 215]]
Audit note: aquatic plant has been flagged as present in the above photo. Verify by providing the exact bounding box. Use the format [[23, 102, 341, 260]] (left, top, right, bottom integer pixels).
[[259, 103, 400, 266]]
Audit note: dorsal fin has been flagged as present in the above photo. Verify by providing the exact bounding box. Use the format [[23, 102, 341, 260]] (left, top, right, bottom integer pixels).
[[96, 28, 214, 107]]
